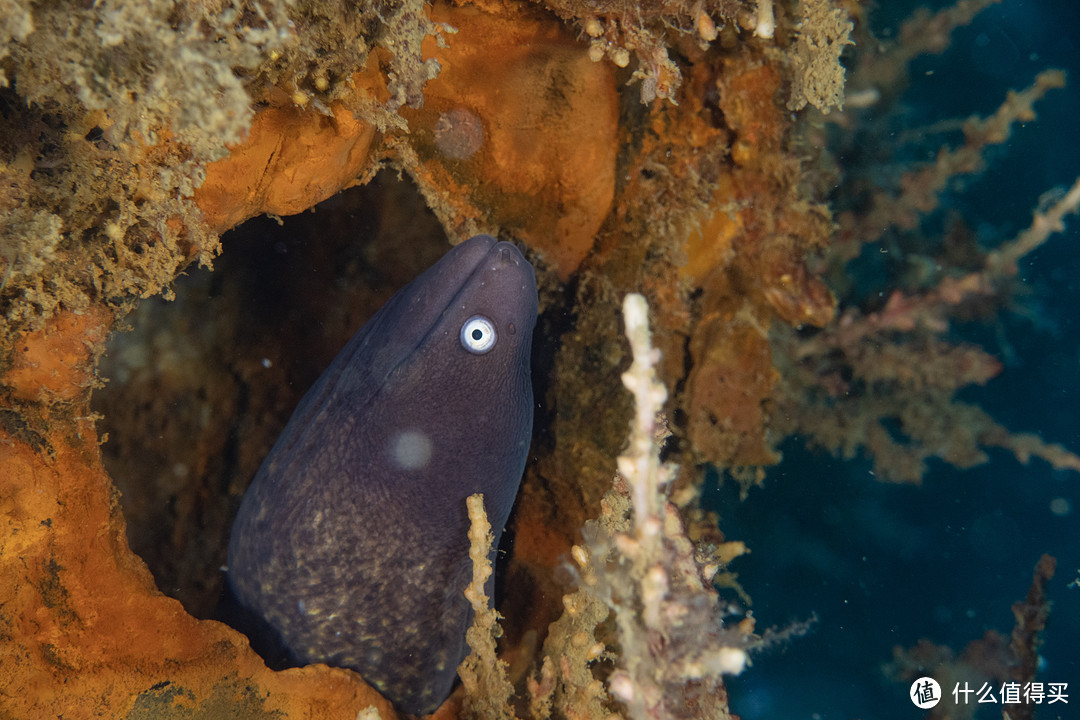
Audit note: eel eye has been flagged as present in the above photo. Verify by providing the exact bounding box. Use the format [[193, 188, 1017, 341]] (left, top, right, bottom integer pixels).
[[460, 315, 497, 354]]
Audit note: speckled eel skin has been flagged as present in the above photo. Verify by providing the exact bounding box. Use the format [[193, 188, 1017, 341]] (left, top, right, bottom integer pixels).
[[227, 235, 537, 715]]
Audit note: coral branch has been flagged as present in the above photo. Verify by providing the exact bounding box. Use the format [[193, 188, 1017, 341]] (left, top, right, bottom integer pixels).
[[604, 295, 749, 718], [836, 70, 1066, 261], [526, 491, 624, 720], [885, 555, 1056, 720], [618, 293, 670, 539], [1006, 554, 1056, 720], [459, 494, 517, 720], [777, 176, 1080, 481], [530, 294, 757, 720], [988, 176, 1080, 275], [850, 0, 1002, 97]]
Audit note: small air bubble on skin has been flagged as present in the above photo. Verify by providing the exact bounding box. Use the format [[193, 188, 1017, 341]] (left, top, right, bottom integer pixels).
[[391, 429, 433, 470]]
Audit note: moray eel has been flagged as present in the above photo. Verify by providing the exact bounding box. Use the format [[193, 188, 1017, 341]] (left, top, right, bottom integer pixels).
[[226, 235, 537, 715]]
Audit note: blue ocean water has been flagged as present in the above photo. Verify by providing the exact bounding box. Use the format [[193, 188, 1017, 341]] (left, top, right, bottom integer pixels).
[[717, 1, 1080, 719]]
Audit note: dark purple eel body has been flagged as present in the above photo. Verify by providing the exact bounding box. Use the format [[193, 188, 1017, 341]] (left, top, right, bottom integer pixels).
[[227, 235, 536, 715]]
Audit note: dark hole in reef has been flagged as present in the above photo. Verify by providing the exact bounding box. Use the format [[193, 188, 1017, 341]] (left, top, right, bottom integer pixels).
[[92, 173, 450, 619]]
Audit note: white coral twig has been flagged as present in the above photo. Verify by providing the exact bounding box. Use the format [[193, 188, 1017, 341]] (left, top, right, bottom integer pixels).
[[603, 294, 748, 720], [618, 293, 671, 540]]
